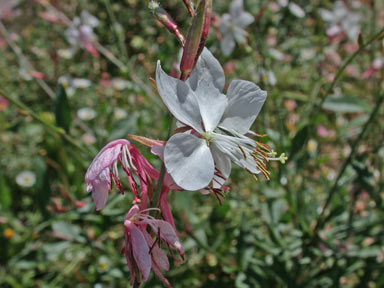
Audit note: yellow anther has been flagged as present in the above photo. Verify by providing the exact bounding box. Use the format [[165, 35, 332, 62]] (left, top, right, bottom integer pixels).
[[269, 150, 277, 158], [279, 153, 288, 164]]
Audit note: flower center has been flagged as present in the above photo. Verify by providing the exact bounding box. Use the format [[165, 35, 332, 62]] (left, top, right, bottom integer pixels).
[[202, 131, 215, 146]]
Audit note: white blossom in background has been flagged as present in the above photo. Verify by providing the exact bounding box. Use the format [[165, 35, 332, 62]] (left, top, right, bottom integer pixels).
[[277, 0, 305, 18], [114, 108, 128, 120], [219, 0, 254, 56], [16, 171, 36, 188], [320, 1, 361, 40], [65, 10, 99, 56], [59, 76, 92, 96], [111, 79, 132, 91], [77, 107, 97, 121], [156, 48, 286, 191]]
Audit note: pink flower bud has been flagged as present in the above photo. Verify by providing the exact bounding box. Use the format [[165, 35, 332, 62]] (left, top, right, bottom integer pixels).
[[182, 0, 195, 17], [180, 0, 211, 81], [149, 2, 185, 46]]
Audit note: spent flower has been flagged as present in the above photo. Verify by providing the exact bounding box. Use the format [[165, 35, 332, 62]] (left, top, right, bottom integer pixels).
[[123, 205, 184, 287], [85, 139, 159, 210]]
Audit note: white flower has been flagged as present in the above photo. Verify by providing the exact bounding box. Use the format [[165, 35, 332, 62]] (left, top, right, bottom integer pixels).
[[111, 79, 131, 91], [77, 107, 96, 121], [65, 10, 99, 52], [156, 48, 285, 191], [72, 78, 92, 89], [16, 171, 36, 187], [114, 108, 128, 120], [320, 1, 361, 40], [219, 0, 254, 56]]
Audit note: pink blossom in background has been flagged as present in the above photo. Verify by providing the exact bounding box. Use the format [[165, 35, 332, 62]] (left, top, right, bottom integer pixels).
[[317, 125, 329, 138], [0, 97, 9, 111]]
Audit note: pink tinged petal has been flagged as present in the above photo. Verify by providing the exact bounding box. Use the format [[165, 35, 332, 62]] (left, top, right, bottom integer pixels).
[[142, 230, 170, 271], [194, 77, 227, 131], [189, 48, 226, 92], [164, 133, 214, 191], [220, 80, 267, 135], [85, 139, 129, 183], [130, 145, 159, 180], [160, 185, 176, 231], [151, 262, 172, 287], [125, 221, 151, 281], [150, 220, 184, 258], [124, 231, 136, 286], [125, 204, 140, 220], [91, 169, 111, 211], [156, 61, 203, 133], [151, 145, 165, 161]]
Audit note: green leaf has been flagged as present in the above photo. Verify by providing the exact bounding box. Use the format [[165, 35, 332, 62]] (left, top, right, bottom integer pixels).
[[322, 95, 370, 113], [54, 85, 72, 133], [289, 125, 309, 159], [52, 221, 86, 243], [0, 175, 11, 209]]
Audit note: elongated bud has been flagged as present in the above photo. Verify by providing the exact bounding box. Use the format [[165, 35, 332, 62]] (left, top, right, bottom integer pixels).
[[182, 0, 195, 17], [180, 0, 210, 81], [149, 1, 185, 46], [194, 0, 212, 67]]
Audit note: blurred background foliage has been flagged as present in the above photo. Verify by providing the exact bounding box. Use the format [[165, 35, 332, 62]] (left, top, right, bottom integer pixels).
[[0, 0, 384, 287]]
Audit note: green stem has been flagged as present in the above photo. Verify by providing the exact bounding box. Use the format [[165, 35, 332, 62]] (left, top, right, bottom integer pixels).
[[314, 92, 384, 233], [309, 27, 384, 119], [0, 89, 93, 158]]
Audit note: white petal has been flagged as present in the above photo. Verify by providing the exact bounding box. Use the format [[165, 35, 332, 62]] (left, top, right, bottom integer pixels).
[[234, 12, 254, 28], [219, 14, 232, 35], [288, 2, 305, 18], [188, 48, 225, 92], [164, 133, 214, 191], [230, 0, 244, 19], [233, 26, 248, 44], [220, 33, 236, 56], [156, 62, 203, 132], [211, 143, 232, 179], [195, 79, 227, 131], [220, 80, 267, 134]]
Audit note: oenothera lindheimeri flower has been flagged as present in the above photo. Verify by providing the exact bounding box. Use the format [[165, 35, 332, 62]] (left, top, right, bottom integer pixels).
[[85, 139, 159, 210], [156, 48, 287, 191], [123, 205, 184, 287], [219, 0, 254, 56], [65, 10, 100, 57]]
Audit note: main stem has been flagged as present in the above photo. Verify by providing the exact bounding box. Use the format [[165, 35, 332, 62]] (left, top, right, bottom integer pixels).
[[151, 114, 175, 209]]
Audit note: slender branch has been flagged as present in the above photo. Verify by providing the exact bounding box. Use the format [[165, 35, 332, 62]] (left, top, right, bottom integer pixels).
[[0, 89, 93, 158], [0, 20, 56, 99], [314, 93, 384, 233], [309, 27, 384, 119]]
